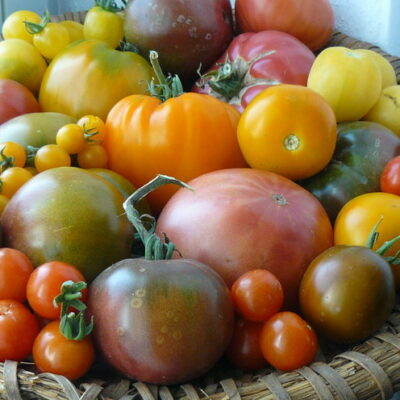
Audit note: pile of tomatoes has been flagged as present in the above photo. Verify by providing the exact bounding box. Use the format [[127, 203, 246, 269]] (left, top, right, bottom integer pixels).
[[0, 0, 399, 389]]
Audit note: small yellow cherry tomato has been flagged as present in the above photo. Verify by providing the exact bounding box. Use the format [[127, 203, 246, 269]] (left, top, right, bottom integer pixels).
[[0, 142, 27, 169], [58, 20, 84, 42], [0, 167, 33, 198], [34, 144, 71, 172], [77, 115, 105, 144], [78, 144, 108, 169], [2, 10, 41, 43], [56, 124, 86, 154]]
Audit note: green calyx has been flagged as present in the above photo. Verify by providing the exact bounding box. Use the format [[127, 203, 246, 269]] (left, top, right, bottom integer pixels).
[[26, 145, 39, 168], [366, 217, 400, 264], [95, 0, 123, 13], [24, 10, 50, 35], [0, 148, 16, 172], [123, 174, 193, 260], [147, 51, 184, 102], [54, 280, 94, 341]]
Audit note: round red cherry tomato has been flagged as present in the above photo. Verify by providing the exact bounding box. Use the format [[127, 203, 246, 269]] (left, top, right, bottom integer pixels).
[[380, 155, 400, 195]]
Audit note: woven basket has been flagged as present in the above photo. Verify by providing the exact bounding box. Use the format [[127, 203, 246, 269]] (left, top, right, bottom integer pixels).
[[1, 11, 400, 400]]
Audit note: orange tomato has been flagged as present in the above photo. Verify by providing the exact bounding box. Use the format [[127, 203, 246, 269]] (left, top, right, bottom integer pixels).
[[237, 84, 337, 181], [104, 93, 247, 213], [334, 192, 400, 289]]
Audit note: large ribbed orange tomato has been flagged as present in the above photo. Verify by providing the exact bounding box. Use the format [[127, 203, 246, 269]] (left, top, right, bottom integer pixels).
[[104, 92, 247, 213]]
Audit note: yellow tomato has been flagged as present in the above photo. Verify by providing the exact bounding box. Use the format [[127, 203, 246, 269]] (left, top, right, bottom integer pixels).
[[0, 167, 33, 198], [77, 115, 105, 144], [0, 142, 27, 169], [307, 46, 382, 122], [56, 124, 86, 154], [34, 144, 71, 172], [2, 10, 41, 43], [334, 192, 400, 289], [33, 23, 71, 60], [58, 20, 84, 42], [237, 84, 337, 181], [0, 39, 47, 94], [364, 85, 400, 136], [77, 144, 108, 169]]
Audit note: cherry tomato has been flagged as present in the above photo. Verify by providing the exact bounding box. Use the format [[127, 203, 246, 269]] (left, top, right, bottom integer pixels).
[[225, 319, 267, 371], [58, 20, 84, 43], [0, 141, 27, 169], [34, 144, 71, 172], [56, 124, 86, 154], [0, 166, 33, 198], [231, 269, 284, 322], [380, 155, 400, 196], [0, 248, 33, 301], [77, 144, 108, 169], [32, 320, 95, 380], [77, 115, 105, 144], [1, 10, 41, 43], [26, 261, 87, 320], [260, 311, 318, 371], [0, 299, 40, 361]]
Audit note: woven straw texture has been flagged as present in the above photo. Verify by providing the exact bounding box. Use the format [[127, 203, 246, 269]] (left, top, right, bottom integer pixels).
[[1, 10, 400, 400]]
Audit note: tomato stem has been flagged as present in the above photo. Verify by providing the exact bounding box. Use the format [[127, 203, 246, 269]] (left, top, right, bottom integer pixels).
[[123, 174, 192, 260], [0, 148, 15, 172], [24, 10, 50, 35]]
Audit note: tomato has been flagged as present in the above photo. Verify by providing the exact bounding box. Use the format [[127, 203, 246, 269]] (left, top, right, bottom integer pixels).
[[83, 3, 124, 48], [235, 0, 334, 51], [299, 245, 395, 343], [0, 248, 33, 301], [0, 166, 33, 198], [56, 124, 86, 154], [0, 167, 134, 281], [77, 114, 105, 144], [123, 0, 234, 84], [26, 261, 87, 320], [231, 269, 284, 322], [193, 31, 315, 112], [0, 299, 40, 361], [307, 47, 382, 122], [225, 319, 267, 371], [1, 10, 41, 43], [77, 144, 108, 169], [300, 121, 400, 222], [334, 192, 400, 289], [237, 84, 337, 181], [381, 156, 400, 195], [364, 85, 400, 136], [34, 144, 71, 172], [39, 40, 154, 120], [260, 312, 318, 371], [32, 320, 95, 380], [156, 168, 333, 309], [0, 79, 41, 124], [58, 20, 84, 43], [0, 141, 27, 169], [0, 39, 47, 94], [105, 93, 247, 213], [0, 195, 9, 215]]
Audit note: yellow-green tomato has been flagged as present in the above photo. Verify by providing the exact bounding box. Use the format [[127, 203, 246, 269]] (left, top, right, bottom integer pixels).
[[58, 20, 84, 43], [364, 85, 400, 136], [2, 10, 41, 43], [0, 39, 47, 94], [33, 22, 71, 60], [307, 46, 382, 122], [83, 6, 124, 49]]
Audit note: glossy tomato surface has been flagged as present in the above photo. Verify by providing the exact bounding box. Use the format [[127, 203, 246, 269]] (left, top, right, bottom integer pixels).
[[156, 168, 333, 309], [235, 0, 334, 51], [88, 258, 234, 384], [380, 156, 400, 195], [193, 30, 315, 112], [299, 246, 395, 343]]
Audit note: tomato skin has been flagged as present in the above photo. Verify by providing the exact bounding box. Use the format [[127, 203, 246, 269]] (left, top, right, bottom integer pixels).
[[58, 21, 84, 43], [231, 269, 284, 322], [26, 261, 87, 320], [193, 31, 315, 112], [39, 40, 154, 120], [156, 168, 333, 309], [235, 0, 334, 51], [0, 141, 27, 169], [260, 312, 318, 371], [0, 79, 41, 124], [225, 319, 267, 371], [237, 84, 337, 181], [104, 93, 247, 213], [0, 166, 33, 198], [34, 144, 72, 172], [32, 320, 95, 380], [0, 248, 33, 301], [381, 156, 400, 195], [77, 144, 108, 169], [32, 23, 71, 60], [299, 246, 395, 343], [2, 10, 41, 43], [0, 299, 40, 362]]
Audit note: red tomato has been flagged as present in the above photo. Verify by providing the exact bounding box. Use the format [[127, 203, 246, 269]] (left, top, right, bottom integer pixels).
[[193, 30, 315, 112], [32, 320, 95, 380], [225, 319, 267, 371], [0, 299, 39, 361], [0, 79, 41, 124], [26, 261, 87, 320], [380, 155, 400, 195], [0, 248, 33, 301], [156, 168, 333, 309], [231, 269, 284, 321], [260, 311, 318, 371], [235, 0, 334, 51]]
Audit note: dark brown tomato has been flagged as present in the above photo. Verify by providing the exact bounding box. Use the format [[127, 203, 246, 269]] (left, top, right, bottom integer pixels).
[[87, 258, 234, 385]]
